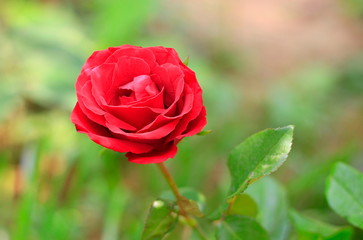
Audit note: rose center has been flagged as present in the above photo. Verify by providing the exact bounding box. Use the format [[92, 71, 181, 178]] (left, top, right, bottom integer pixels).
[[115, 75, 159, 105]]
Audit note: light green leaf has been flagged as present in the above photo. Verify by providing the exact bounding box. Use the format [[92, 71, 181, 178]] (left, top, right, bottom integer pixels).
[[246, 177, 290, 240], [290, 209, 353, 240], [326, 162, 363, 229], [226, 194, 258, 218], [216, 215, 269, 240], [197, 130, 212, 136], [227, 126, 294, 198], [142, 199, 178, 240], [183, 56, 189, 66]]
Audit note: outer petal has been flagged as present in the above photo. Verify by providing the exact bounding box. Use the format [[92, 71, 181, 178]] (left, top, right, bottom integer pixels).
[[77, 84, 106, 126], [125, 143, 178, 164], [75, 71, 90, 93], [104, 113, 138, 132], [165, 87, 204, 141], [90, 63, 116, 104], [106, 118, 180, 141], [148, 46, 180, 65], [105, 47, 156, 69], [71, 103, 153, 154], [78, 81, 104, 115], [179, 106, 207, 138], [82, 49, 115, 71]]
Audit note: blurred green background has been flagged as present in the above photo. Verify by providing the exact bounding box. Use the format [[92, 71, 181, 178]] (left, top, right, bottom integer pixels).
[[0, 0, 362, 239]]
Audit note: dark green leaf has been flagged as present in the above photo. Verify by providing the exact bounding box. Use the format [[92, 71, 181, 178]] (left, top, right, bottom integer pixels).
[[326, 162, 363, 229], [207, 203, 228, 221], [216, 215, 269, 240], [142, 199, 178, 240], [227, 126, 294, 198], [226, 194, 258, 218], [290, 209, 352, 240], [246, 177, 290, 240]]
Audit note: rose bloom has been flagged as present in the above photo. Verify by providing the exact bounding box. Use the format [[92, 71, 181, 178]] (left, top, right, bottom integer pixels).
[[71, 45, 207, 164]]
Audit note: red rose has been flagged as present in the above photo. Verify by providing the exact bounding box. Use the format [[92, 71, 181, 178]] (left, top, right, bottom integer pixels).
[[71, 45, 207, 164]]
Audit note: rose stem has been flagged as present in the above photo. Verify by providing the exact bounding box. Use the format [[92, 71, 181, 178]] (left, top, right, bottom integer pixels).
[[156, 162, 208, 240], [156, 162, 186, 216]]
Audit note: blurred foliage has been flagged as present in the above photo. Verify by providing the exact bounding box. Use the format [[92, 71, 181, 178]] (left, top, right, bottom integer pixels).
[[0, 0, 363, 239], [342, 0, 363, 17]]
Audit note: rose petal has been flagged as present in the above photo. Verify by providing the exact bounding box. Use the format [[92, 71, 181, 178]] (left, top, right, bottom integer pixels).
[[104, 105, 159, 130], [90, 58, 151, 106], [128, 87, 165, 110], [148, 47, 180, 65], [71, 104, 153, 154], [75, 71, 90, 92], [179, 106, 207, 138], [121, 75, 159, 101], [112, 56, 151, 89], [151, 64, 184, 107], [79, 82, 105, 115], [90, 63, 117, 104], [137, 90, 193, 136], [106, 118, 180, 140], [104, 113, 138, 132], [77, 82, 106, 126], [180, 62, 199, 85], [105, 47, 156, 69], [165, 88, 204, 141], [125, 143, 178, 164], [82, 49, 115, 71], [167, 83, 194, 117]]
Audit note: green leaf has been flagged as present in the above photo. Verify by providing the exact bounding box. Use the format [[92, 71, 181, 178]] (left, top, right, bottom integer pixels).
[[183, 56, 189, 66], [142, 199, 178, 240], [326, 162, 363, 229], [226, 194, 258, 218], [227, 126, 294, 198], [289, 209, 353, 240], [216, 215, 269, 240], [207, 203, 228, 221], [197, 130, 212, 136], [246, 177, 290, 240]]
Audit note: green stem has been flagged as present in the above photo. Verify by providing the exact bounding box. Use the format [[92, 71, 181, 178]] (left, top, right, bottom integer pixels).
[[156, 162, 208, 240], [156, 162, 186, 216]]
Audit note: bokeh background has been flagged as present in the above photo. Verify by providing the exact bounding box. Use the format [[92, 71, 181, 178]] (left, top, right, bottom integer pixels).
[[1, 0, 362, 239]]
